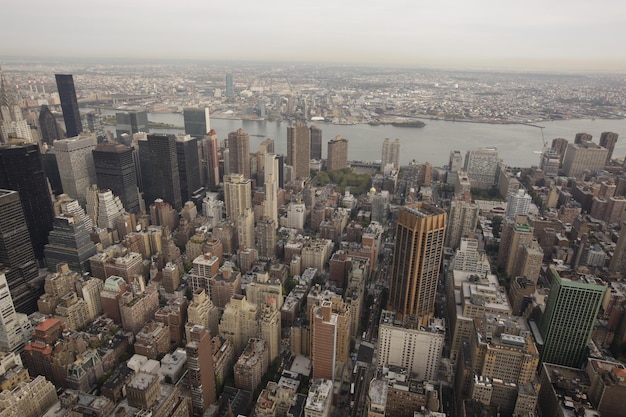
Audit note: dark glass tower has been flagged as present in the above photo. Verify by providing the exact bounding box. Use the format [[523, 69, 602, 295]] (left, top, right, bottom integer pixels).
[[115, 111, 149, 138], [38, 104, 64, 145], [0, 189, 42, 314], [310, 125, 322, 160], [0, 143, 54, 260], [55, 74, 82, 138], [92, 142, 140, 213], [138, 134, 182, 210], [183, 108, 210, 138], [44, 214, 97, 273], [176, 135, 201, 204]]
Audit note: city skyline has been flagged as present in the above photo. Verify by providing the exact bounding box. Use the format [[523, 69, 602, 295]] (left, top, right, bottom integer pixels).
[[1, 1, 625, 72]]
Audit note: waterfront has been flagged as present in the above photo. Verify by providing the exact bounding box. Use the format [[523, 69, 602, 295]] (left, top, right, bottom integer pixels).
[[94, 109, 626, 168]]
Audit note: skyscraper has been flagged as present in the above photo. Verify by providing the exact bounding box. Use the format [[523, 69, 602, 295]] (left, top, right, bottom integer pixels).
[[464, 147, 500, 189], [203, 129, 220, 188], [287, 121, 310, 180], [264, 153, 279, 224], [539, 268, 605, 367], [186, 325, 216, 416], [55, 74, 82, 138], [225, 73, 234, 97], [445, 200, 479, 249], [0, 69, 32, 143], [381, 138, 400, 169], [599, 131, 619, 165], [38, 105, 64, 146], [183, 108, 210, 138], [562, 141, 608, 177], [228, 129, 251, 179], [311, 301, 337, 381], [176, 134, 201, 204], [92, 142, 140, 213], [388, 203, 446, 324], [53, 135, 97, 206], [0, 143, 54, 260], [223, 174, 252, 220], [115, 111, 148, 138], [310, 125, 322, 160], [505, 189, 532, 220], [609, 221, 626, 275], [0, 272, 32, 352], [326, 135, 348, 171], [44, 214, 97, 274], [138, 134, 182, 210], [0, 190, 42, 314]]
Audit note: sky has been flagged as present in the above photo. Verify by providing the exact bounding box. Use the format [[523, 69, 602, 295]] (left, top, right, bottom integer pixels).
[[2, 0, 626, 72]]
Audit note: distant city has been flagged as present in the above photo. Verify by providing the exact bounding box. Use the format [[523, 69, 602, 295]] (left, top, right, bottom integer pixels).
[[0, 60, 625, 417]]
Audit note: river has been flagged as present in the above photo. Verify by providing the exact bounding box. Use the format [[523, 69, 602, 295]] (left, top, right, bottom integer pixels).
[[92, 109, 626, 168]]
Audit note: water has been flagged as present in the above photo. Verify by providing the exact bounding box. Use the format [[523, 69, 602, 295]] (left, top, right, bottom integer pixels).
[[94, 109, 626, 168]]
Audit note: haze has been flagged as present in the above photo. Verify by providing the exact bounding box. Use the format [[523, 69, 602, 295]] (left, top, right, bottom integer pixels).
[[2, 0, 626, 72]]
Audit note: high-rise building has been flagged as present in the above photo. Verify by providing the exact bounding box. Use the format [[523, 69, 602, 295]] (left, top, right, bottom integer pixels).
[[326, 135, 348, 171], [388, 203, 446, 324], [53, 135, 97, 206], [256, 217, 277, 259], [176, 134, 201, 203], [203, 130, 220, 188], [1, 69, 32, 143], [562, 141, 609, 177], [183, 107, 210, 138], [234, 338, 268, 392], [186, 324, 216, 416], [609, 221, 626, 275], [264, 153, 279, 224], [55, 74, 83, 138], [381, 138, 401, 169], [92, 142, 140, 213], [310, 301, 337, 381], [464, 147, 500, 189], [138, 134, 182, 210], [38, 105, 64, 146], [225, 73, 234, 97], [574, 132, 593, 144], [497, 215, 535, 279], [0, 273, 32, 352], [287, 121, 310, 180], [223, 174, 251, 220], [44, 214, 97, 273], [505, 189, 532, 220], [237, 208, 255, 249], [0, 190, 42, 314], [539, 268, 605, 368], [445, 200, 479, 249], [115, 111, 148, 138], [310, 125, 322, 160], [551, 138, 568, 166], [228, 129, 251, 179], [218, 294, 258, 355], [0, 143, 54, 260], [599, 131, 619, 165]]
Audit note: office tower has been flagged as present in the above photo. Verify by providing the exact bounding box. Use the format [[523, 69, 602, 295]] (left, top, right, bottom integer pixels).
[[138, 134, 182, 210], [0, 273, 31, 352], [464, 147, 500, 189], [176, 134, 201, 203], [445, 200, 479, 249], [599, 131, 619, 164], [55, 74, 82, 138], [497, 215, 535, 278], [326, 135, 348, 171], [223, 174, 252, 220], [562, 141, 608, 177], [38, 105, 64, 145], [183, 107, 210, 138], [186, 325, 216, 416], [85, 110, 106, 143], [505, 189, 532, 220], [0, 143, 54, 260], [203, 130, 220, 188], [92, 142, 140, 213], [44, 214, 97, 273], [115, 111, 148, 138], [264, 153, 279, 224], [256, 217, 277, 259], [225, 73, 234, 97], [381, 138, 401, 169], [609, 221, 626, 274], [539, 268, 605, 367], [227, 129, 250, 179], [276, 155, 285, 188], [377, 311, 445, 381], [53, 135, 97, 206], [287, 121, 311, 180], [388, 203, 446, 324], [310, 125, 322, 160], [234, 338, 268, 392], [0, 190, 41, 314], [311, 301, 337, 381], [574, 132, 593, 144]]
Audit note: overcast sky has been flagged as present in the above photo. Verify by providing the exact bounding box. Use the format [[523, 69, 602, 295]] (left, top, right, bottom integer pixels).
[[2, 0, 625, 72]]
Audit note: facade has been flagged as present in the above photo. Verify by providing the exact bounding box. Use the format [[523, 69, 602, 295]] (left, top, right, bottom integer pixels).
[[304, 379, 333, 417], [0, 143, 54, 260], [264, 153, 279, 224], [445, 200, 479, 249], [224, 173, 252, 220], [287, 121, 311, 180], [310, 125, 322, 160], [203, 130, 220, 188], [388, 203, 447, 324], [0, 273, 31, 352], [599, 131, 619, 164], [53, 135, 97, 206], [256, 217, 277, 259], [0, 375, 58, 417], [183, 107, 210, 138], [464, 147, 500, 189], [115, 111, 148, 138], [176, 134, 201, 203], [55, 74, 83, 137], [138, 134, 182, 210], [562, 141, 609, 177], [38, 104, 64, 145], [228, 128, 251, 179], [119, 288, 160, 335], [187, 289, 219, 340], [539, 268, 606, 367], [186, 325, 216, 416], [326, 135, 348, 171], [609, 221, 626, 275], [218, 294, 258, 355], [505, 189, 532, 220], [234, 338, 269, 392], [92, 142, 140, 213], [310, 301, 337, 381], [0, 189, 42, 314], [381, 138, 401, 169]]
